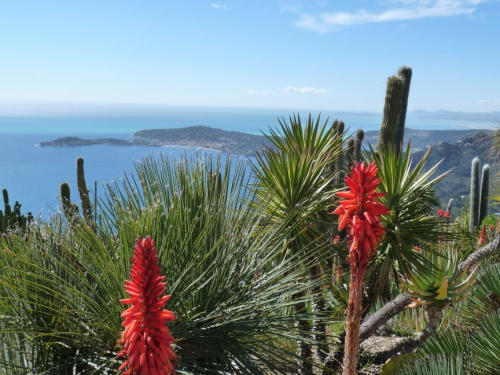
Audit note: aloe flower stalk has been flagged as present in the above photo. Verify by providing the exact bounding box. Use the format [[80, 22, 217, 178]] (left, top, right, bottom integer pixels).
[[334, 161, 388, 375], [118, 236, 177, 375], [478, 223, 488, 247]]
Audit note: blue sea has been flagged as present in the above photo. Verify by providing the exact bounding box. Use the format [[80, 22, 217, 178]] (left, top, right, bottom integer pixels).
[[0, 107, 491, 216]]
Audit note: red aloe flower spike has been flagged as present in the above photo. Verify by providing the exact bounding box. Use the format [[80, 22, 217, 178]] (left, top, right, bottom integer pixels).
[[119, 236, 177, 375], [478, 224, 488, 248], [437, 209, 444, 217], [443, 211, 450, 218], [334, 161, 388, 375]]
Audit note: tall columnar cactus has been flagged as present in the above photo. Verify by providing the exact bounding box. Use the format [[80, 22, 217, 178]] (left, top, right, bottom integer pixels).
[[346, 138, 355, 167], [76, 157, 93, 222], [479, 164, 490, 225], [394, 66, 412, 155], [354, 129, 364, 162], [60, 182, 79, 220], [0, 188, 32, 234], [470, 157, 481, 231], [377, 76, 404, 152]]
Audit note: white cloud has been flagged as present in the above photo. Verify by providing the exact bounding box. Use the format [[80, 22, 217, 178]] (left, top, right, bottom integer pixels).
[[295, 0, 487, 33], [246, 89, 275, 95], [478, 99, 500, 105], [211, 3, 231, 11], [282, 86, 330, 94]]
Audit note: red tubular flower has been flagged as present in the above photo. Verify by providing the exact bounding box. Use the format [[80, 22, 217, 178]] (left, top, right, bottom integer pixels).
[[334, 161, 388, 375], [334, 161, 389, 272], [118, 236, 177, 375], [444, 211, 450, 218], [478, 224, 488, 247], [437, 209, 444, 217]]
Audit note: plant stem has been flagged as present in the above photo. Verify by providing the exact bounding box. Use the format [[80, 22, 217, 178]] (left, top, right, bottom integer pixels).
[[343, 267, 364, 375]]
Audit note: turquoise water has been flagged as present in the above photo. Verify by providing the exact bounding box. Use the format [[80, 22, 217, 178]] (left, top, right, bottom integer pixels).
[[0, 107, 491, 216]]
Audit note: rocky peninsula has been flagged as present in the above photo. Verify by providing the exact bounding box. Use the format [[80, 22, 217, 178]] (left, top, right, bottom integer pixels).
[[39, 126, 274, 154], [40, 125, 492, 155]]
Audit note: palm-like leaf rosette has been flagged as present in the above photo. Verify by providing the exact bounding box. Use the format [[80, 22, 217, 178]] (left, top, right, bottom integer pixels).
[[400, 248, 477, 309]]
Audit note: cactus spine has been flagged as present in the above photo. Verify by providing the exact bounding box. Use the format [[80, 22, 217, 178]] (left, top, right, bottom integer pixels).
[[470, 157, 480, 231], [377, 76, 404, 152], [76, 157, 93, 222], [354, 129, 364, 161], [394, 66, 412, 155], [479, 164, 490, 225]]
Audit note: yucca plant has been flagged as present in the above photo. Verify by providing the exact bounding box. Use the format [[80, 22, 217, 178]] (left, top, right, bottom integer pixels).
[[251, 114, 345, 370], [364, 142, 452, 301], [0, 153, 335, 374]]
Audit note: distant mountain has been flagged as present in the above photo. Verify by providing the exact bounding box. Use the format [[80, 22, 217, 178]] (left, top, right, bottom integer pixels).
[[410, 110, 500, 124], [410, 131, 498, 215], [364, 128, 493, 152]]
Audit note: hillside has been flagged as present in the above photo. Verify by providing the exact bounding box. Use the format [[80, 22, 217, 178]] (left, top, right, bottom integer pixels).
[[364, 128, 492, 152], [410, 132, 498, 215], [134, 126, 273, 154]]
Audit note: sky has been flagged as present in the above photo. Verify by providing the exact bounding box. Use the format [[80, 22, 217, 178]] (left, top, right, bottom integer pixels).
[[0, 0, 499, 114]]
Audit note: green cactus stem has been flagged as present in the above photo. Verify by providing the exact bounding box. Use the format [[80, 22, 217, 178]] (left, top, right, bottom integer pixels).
[[354, 129, 364, 162], [76, 157, 93, 222], [470, 157, 481, 231], [346, 138, 355, 167], [377, 76, 404, 152], [0, 189, 31, 234], [394, 66, 412, 155], [479, 164, 490, 226], [61, 182, 78, 220], [2, 189, 9, 205]]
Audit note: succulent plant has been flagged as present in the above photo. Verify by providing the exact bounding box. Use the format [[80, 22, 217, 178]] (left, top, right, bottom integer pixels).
[[354, 128, 364, 161], [401, 249, 476, 309], [377, 75, 404, 152], [76, 157, 93, 222], [0, 188, 32, 234], [394, 66, 412, 155], [479, 163, 490, 225], [470, 157, 480, 231]]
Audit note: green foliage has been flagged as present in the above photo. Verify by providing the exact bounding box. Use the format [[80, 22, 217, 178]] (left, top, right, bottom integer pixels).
[[395, 355, 465, 375], [394, 263, 500, 374], [251, 114, 344, 253], [400, 247, 476, 309], [367, 143, 451, 290], [0, 153, 336, 374]]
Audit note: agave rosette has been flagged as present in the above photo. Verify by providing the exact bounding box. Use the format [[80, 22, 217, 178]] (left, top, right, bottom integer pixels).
[[400, 248, 477, 309]]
